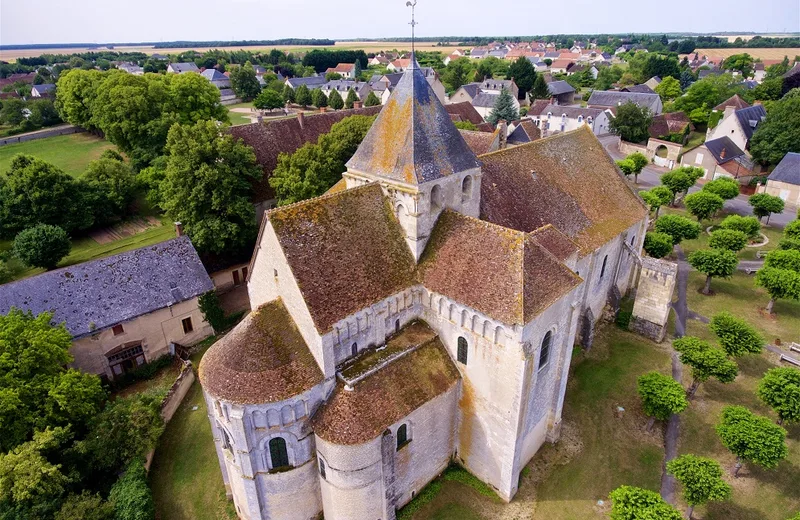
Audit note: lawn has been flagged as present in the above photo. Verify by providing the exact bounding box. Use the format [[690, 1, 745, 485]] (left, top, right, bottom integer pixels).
[[0, 216, 176, 282], [0, 132, 117, 177], [681, 131, 706, 154], [226, 102, 256, 126]]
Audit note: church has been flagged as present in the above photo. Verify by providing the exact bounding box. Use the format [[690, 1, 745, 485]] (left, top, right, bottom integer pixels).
[[198, 57, 649, 520]]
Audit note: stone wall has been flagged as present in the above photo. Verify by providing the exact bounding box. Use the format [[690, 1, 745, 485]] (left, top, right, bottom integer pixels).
[[629, 257, 677, 342], [0, 124, 81, 146]]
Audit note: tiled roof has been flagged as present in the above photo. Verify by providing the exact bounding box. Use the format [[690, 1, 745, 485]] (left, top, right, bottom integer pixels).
[[528, 99, 551, 116], [767, 152, 800, 185], [312, 324, 460, 445], [444, 101, 485, 125], [347, 61, 480, 184], [267, 184, 417, 333], [198, 299, 323, 404], [649, 112, 691, 138], [0, 237, 213, 338], [587, 91, 661, 113], [704, 136, 745, 164], [734, 104, 767, 141], [459, 129, 500, 155], [547, 80, 575, 96], [549, 59, 573, 69], [228, 106, 381, 203], [418, 210, 581, 325], [479, 127, 648, 253], [508, 119, 541, 144], [714, 94, 750, 111], [529, 224, 579, 262]]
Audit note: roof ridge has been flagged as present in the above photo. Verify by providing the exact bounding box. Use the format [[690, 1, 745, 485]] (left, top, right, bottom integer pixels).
[[478, 125, 593, 158], [267, 181, 380, 218], [442, 209, 527, 242]]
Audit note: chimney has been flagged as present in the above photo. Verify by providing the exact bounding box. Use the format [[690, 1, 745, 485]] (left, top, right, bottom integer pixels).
[[319, 107, 328, 113], [498, 120, 508, 150], [175, 222, 184, 237], [297, 111, 304, 129], [353, 101, 363, 109], [720, 147, 726, 159], [723, 105, 735, 119]]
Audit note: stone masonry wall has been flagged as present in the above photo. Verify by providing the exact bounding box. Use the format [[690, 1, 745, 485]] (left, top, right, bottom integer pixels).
[[630, 257, 677, 342]]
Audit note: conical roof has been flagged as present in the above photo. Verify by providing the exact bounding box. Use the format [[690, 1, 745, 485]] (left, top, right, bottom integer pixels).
[[346, 57, 480, 184]]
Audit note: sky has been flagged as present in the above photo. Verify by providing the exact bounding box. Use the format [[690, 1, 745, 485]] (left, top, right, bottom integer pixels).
[[1, 0, 799, 46]]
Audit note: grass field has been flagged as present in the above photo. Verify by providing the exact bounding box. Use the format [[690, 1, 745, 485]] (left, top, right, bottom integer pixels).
[[691, 48, 800, 61], [226, 102, 256, 126], [0, 132, 117, 177]]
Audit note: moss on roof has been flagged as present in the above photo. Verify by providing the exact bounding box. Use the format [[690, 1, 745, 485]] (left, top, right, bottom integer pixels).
[[529, 224, 579, 261], [198, 299, 323, 404], [459, 129, 500, 155]]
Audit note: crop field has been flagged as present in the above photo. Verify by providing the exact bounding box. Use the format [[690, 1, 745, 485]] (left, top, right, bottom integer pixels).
[[692, 47, 800, 61]]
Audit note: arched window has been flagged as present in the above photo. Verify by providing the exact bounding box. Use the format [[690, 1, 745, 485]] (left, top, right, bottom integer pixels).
[[430, 184, 443, 212], [600, 255, 608, 278], [221, 428, 232, 450], [396, 424, 409, 449], [395, 319, 400, 333], [539, 331, 552, 370], [461, 176, 473, 202], [457, 337, 468, 365], [587, 116, 593, 125], [577, 115, 583, 123], [630, 235, 636, 246], [351, 343, 358, 356], [319, 459, 326, 480], [269, 437, 289, 469]]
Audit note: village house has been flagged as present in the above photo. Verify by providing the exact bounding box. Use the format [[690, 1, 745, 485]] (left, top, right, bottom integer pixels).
[[680, 136, 757, 181], [470, 91, 521, 120], [546, 80, 576, 105], [621, 84, 656, 94], [325, 63, 357, 79], [760, 152, 800, 207], [199, 57, 647, 520], [388, 59, 412, 72], [369, 56, 391, 67], [117, 62, 144, 75], [506, 118, 541, 145], [529, 104, 613, 136], [202, 68, 231, 89], [30, 83, 55, 97], [320, 79, 372, 101], [0, 236, 214, 380], [478, 78, 519, 99], [707, 104, 766, 153], [587, 90, 663, 115], [167, 62, 200, 74], [648, 112, 692, 141], [284, 76, 328, 90]]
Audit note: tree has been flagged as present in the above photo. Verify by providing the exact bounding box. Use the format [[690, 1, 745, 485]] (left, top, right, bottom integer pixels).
[[364, 91, 381, 107], [627, 152, 649, 183], [508, 57, 536, 99], [13, 224, 71, 270], [639, 186, 672, 217], [253, 88, 284, 111], [756, 266, 800, 314], [353, 59, 362, 79], [311, 88, 327, 108], [688, 248, 737, 295], [108, 459, 154, 520], [685, 191, 724, 221], [608, 485, 683, 520], [345, 88, 358, 109], [758, 367, 800, 425], [159, 120, 261, 254], [594, 65, 623, 91], [709, 312, 764, 357], [228, 63, 261, 101], [748, 193, 785, 224], [672, 73, 742, 118], [54, 491, 114, 520], [673, 337, 738, 398], [679, 69, 695, 90], [786, 219, 800, 240], [764, 249, 800, 272], [328, 89, 344, 110], [453, 121, 478, 131], [0, 98, 26, 126], [708, 228, 748, 252], [716, 405, 787, 476], [441, 57, 474, 92], [637, 371, 688, 430], [750, 88, 800, 165], [719, 214, 761, 239], [702, 177, 740, 200], [270, 115, 375, 205], [325, 72, 342, 81], [54, 68, 104, 130], [82, 155, 137, 225], [609, 101, 653, 143], [653, 214, 701, 245], [530, 73, 550, 100], [643, 231, 673, 259], [660, 169, 695, 205], [723, 53, 755, 78], [666, 454, 731, 519], [655, 75, 682, 101], [282, 83, 296, 104], [486, 88, 519, 125], [295, 84, 311, 108]]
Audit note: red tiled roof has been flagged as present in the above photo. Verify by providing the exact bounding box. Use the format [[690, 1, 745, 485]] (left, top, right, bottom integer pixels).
[[444, 101, 486, 126], [714, 94, 750, 112], [550, 59, 574, 69], [459, 129, 500, 155], [649, 111, 692, 138]]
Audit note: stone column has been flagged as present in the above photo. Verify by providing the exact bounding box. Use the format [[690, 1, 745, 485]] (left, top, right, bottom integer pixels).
[[629, 257, 677, 342]]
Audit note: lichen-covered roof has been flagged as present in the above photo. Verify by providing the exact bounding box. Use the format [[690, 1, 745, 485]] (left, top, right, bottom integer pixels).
[[199, 299, 323, 404], [459, 129, 500, 155], [268, 183, 417, 333], [529, 224, 579, 262], [418, 210, 581, 325], [479, 126, 648, 253], [346, 59, 480, 184], [325, 177, 348, 195], [0, 237, 213, 338], [313, 328, 460, 445]]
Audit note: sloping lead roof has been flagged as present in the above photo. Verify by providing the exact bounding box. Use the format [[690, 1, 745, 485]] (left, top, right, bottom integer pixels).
[[286, 76, 327, 88], [199, 299, 323, 404], [547, 80, 575, 96], [767, 152, 800, 185], [622, 84, 655, 94], [267, 183, 417, 333], [0, 237, 213, 338], [418, 210, 581, 325], [734, 104, 767, 141], [703, 136, 744, 164], [346, 58, 480, 184]]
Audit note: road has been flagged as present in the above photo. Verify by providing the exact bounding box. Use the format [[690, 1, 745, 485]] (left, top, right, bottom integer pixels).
[[599, 135, 794, 230]]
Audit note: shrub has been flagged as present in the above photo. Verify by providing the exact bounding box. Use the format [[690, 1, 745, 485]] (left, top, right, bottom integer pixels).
[[719, 214, 761, 239], [702, 177, 740, 200], [198, 290, 227, 332], [684, 191, 724, 221], [654, 214, 701, 245], [109, 459, 155, 520], [709, 229, 747, 252], [709, 312, 764, 357], [643, 231, 673, 258], [13, 224, 71, 269], [55, 491, 114, 520]]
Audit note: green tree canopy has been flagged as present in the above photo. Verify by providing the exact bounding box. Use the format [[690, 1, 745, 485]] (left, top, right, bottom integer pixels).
[[608, 485, 683, 520], [666, 454, 731, 518], [653, 214, 701, 245], [685, 191, 724, 221], [702, 177, 740, 200], [282, 84, 296, 104], [159, 120, 261, 253], [750, 89, 800, 165], [643, 231, 673, 259], [487, 88, 519, 125], [709, 312, 764, 356], [54, 491, 113, 520], [13, 224, 71, 270], [709, 228, 748, 252], [608, 101, 653, 143], [507, 57, 536, 99], [673, 336, 738, 398], [654, 75, 682, 101], [82, 155, 137, 226], [716, 405, 787, 476], [758, 367, 800, 425], [719, 214, 761, 239], [228, 62, 262, 101], [295, 84, 312, 107], [637, 371, 689, 427], [254, 88, 284, 111], [756, 266, 800, 314], [108, 458, 154, 520], [660, 170, 694, 204], [364, 91, 381, 107], [530, 73, 550, 100], [671, 73, 742, 118], [748, 193, 785, 223], [328, 89, 344, 110], [723, 53, 755, 78], [786, 219, 800, 240], [54, 68, 104, 130], [311, 88, 327, 108], [345, 88, 358, 109], [441, 57, 474, 92], [764, 249, 800, 272], [688, 248, 738, 295]]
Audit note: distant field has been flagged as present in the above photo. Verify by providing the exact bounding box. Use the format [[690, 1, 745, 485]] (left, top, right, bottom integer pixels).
[[693, 47, 800, 61], [711, 33, 798, 43], [0, 41, 460, 62], [0, 133, 116, 177]]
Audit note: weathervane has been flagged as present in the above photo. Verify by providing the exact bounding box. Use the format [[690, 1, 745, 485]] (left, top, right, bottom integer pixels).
[[406, 0, 418, 61]]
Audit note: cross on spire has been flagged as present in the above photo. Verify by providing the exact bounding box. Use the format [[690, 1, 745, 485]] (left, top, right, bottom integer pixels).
[[406, 0, 418, 61]]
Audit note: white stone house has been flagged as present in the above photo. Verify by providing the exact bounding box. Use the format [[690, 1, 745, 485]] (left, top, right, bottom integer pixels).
[[707, 104, 766, 154], [530, 105, 613, 136], [198, 59, 648, 520], [167, 62, 200, 74]]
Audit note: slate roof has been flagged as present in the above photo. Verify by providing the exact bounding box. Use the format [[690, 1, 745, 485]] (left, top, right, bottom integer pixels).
[[481, 79, 514, 91], [228, 105, 381, 203], [479, 126, 648, 253], [457, 83, 482, 99], [285, 76, 327, 89], [704, 136, 745, 164], [265, 184, 417, 333], [734, 104, 767, 141], [313, 323, 460, 445], [471, 92, 499, 108], [508, 119, 541, 144], [169, 62, 199, 73], [783, 62, 800, 78], [459, 129, 499, 155], [0, 237, 213, 338], [587, 90, 661, 113], [418, 210, 581, 325], [622, 84, 655, 94], [32, 83, 55, 94], [547, 80, 575, 96], [199, 299, 323, 404], [767, 152, 800, 185], [444, 101, 485, 125], [539, 104, 606, 119], [714, 94, 750, 111], [201, 69, 227, 81], [347, 59, 480, 184]]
